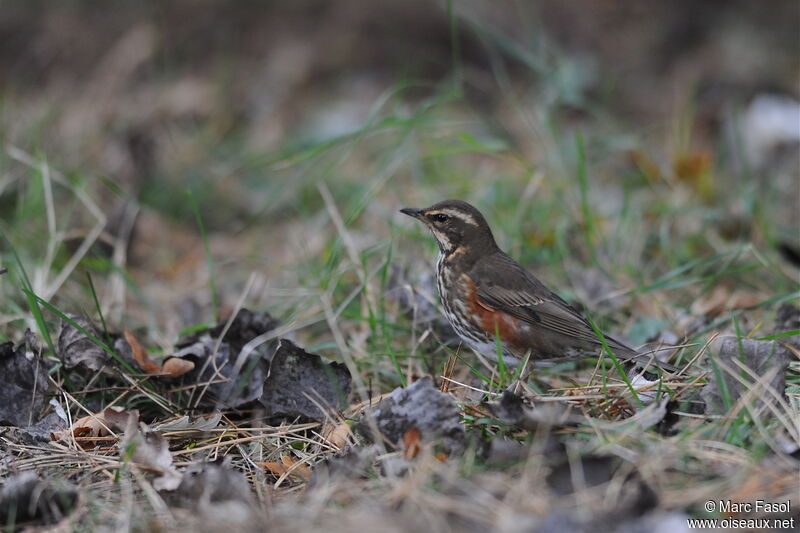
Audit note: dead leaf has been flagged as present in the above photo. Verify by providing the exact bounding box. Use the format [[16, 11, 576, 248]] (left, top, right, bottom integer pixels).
[[125, 328, 160, 373], [124, 329, 195, 377], [170, 308, 279, 408], [0, 338, 50, 427], [321, 421, 352, 450], [281, 456, 312, 480], [357, 377, 465, 455], [58, 315, 109, 371], [701, 336, 790, 415], [403, 427, 421, 459], [161, 356, 194, 377], [102, 406, 138, 429], [67, 414, 108, 439], [691, 286, 763, 317], [259, 339, 352, 421], [152, 412, 222, 432], [258, 462, 287, 478], [120, 410, 181, 491], [52, 406, 136, 446], [258, 456, 312, 481]]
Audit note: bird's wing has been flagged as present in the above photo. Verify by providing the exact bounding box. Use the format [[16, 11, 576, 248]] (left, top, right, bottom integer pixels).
[[470, 253, 635, 354]]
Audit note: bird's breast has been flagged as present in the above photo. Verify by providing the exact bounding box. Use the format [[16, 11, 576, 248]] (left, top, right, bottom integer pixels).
[[436, 256, 476, 336], [435, 256, 526, 363]]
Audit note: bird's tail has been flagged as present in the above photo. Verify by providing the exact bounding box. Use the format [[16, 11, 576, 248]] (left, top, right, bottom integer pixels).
[[627, 354, 678, 373]]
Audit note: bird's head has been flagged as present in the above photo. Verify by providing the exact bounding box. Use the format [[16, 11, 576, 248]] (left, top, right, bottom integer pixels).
[[400, 199, 498, 256]]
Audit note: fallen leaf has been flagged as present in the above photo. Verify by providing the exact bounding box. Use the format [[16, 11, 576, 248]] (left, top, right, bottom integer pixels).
[[321, 421, 352, 450], [259, 339, 352, 421], [691, 286, 763, 317], [124, 330, 195, 377], [402, 427, 421, 459], [101, 406, 138, 429], [125, 328, 160, 374], [0, 338, 50, 427], [171, 308, 279, 408], [67, 414, 108, 439], [357, 377, 465, 455], [120, 410, 181, 491], [257, 456, 312, 481], [152, 412, 222, 432], [161, 356, 194, 377], [281, 455, 312, 480], [58, 315, 109, 370], [701, 336, 790, 415], [51, 406, 136, 446]]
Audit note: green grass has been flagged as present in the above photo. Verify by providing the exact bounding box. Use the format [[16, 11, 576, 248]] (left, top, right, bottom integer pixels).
[[0, 24, 797, 532]]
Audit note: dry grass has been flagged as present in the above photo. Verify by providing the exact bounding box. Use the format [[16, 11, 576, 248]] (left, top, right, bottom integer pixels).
[[1, 3, 798, 531]]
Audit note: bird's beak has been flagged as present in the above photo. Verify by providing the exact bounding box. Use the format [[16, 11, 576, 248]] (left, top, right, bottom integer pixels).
[[400, 207, 423, 219]]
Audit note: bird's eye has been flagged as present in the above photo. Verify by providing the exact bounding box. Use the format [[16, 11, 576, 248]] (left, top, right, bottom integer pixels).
[[433, 213, 449, 222]]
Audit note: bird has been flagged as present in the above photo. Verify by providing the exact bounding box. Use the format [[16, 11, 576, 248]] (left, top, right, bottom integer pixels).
[[400, 199, 675, 373]]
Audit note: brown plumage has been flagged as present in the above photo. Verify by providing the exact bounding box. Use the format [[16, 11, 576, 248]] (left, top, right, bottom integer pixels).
[[400, 199, 675, 372]]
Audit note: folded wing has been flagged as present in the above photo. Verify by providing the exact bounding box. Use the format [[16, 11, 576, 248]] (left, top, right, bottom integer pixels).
[[471, 252, 638, 356]]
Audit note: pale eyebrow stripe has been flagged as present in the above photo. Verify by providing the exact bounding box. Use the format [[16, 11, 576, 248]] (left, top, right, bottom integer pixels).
[[428, 209, 478, 226]]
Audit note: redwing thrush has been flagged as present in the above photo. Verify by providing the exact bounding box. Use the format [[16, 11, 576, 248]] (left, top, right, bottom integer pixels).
[[400, 199, 675, 372]]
